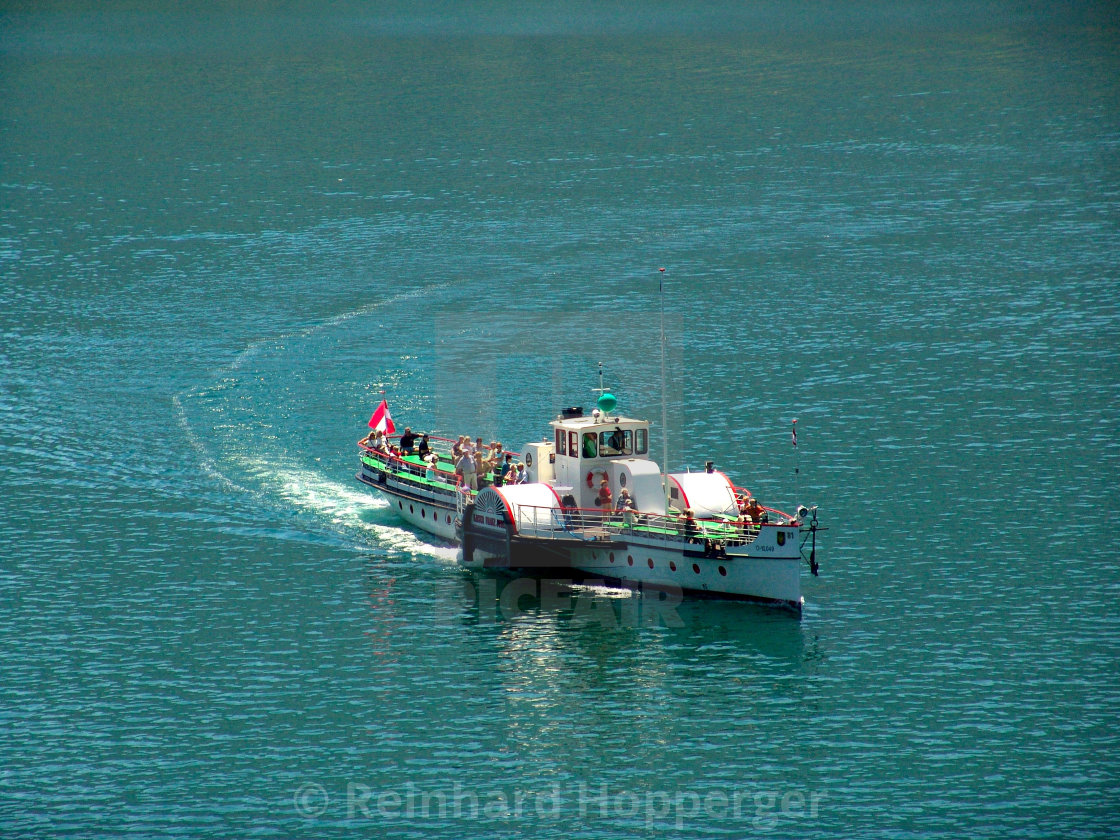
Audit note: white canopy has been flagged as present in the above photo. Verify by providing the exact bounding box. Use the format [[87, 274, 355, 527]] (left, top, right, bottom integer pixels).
[[492, 483, 564, 536], [667, 472, 739, 520]]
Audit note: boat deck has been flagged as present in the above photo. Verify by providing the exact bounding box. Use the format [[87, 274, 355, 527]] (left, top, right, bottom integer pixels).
[[361, 440, 793, 549], [359, 444, 507, 495]]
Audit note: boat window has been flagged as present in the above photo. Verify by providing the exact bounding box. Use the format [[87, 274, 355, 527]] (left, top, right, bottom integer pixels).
[[569, 431, 578, 457], [582, 432, 598, 458], [636, 428, 648, 454], [599, 428, 632, 456], [556, 428, 566, 455]]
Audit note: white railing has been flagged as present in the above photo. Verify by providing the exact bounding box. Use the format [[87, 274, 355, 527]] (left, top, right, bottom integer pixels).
[[512, 504, 765, 546]]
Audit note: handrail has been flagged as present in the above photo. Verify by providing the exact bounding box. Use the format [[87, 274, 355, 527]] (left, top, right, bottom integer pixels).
[[360, 440, 797, 527], [730, 483, 796, 522], [359, 444, 468, 492], [511, 502, 783, 546], [364, 433, 521, 459], [362, 441, 525, 491]]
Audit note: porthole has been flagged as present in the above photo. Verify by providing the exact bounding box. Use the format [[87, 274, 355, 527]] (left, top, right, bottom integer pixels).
[[669, 561, 677, 572], [399, 501, 404, 510], [718, 566, 727, 576], [409, 504, 414, 514], [627, 556, 634, 566], [647, 558, 654, 569], [609, 552, 614, 562], [421, 509, 426, 519], [693, 563, 700, 574]]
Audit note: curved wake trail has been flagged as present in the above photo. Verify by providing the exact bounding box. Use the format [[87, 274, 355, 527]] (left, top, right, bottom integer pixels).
[[173, 281, 462, 557]]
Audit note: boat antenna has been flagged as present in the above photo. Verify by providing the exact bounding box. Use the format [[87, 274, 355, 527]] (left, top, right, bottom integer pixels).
[[593, 361, 607, 401], [659, 268, 669, 510], [793, 418, 800, 505]]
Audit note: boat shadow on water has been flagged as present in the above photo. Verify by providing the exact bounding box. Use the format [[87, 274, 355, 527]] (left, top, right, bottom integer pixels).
[[451, 566, 814, 667]]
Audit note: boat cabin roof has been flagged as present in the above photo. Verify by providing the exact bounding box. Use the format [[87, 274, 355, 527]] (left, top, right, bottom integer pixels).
[[549, 413, 647, 431]]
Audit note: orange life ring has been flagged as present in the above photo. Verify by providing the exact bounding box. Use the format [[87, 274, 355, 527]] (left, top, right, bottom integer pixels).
[[586, 469, 608, 489]]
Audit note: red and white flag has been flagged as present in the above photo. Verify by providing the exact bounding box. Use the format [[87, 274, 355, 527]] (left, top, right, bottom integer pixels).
[[792, 419, 798, 447], [368, 399, 396, 435]]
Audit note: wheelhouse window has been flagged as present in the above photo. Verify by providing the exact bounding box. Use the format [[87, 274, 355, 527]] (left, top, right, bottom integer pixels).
[[555, 428, 566, 455], [569, 431, 578, 457], [599, 428, 632, 456], [636, 428, 648, 454], [582, 432, 598, 458]]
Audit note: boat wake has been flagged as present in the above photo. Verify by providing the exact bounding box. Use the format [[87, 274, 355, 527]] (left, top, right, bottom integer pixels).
[[172, 282, 462, 561], [263, 461, 459, 562]]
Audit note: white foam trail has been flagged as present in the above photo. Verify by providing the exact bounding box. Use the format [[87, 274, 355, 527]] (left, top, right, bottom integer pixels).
[[170, 391, 254, 495], [245, 457, 460, 561], [173, 280, 457, 529], [568, 582, 635, 599], [228, 282, 450, 371]]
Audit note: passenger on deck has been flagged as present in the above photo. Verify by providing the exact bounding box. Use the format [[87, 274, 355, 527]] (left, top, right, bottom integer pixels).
[[560, 494, 577, 529], [595, 479, 612, 510], [398, 427, 417, 454], [486, 447, 501, 486], [504, 460, 519, 485], [452, 437, 464, 459], [680, 508, 699, 541], [473, 451, 487, 488], [456, 450, 477, 491], [424, 454, 439, 481], [616, 489, 636, 524], [368, 429, 389, 453], [417, 434, 432, 459], [480, 443, 496, 474], [744, 497, 766, 523]]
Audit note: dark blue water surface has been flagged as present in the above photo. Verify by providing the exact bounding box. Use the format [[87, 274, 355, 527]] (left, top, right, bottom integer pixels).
[[2, 3, 1118, 837]]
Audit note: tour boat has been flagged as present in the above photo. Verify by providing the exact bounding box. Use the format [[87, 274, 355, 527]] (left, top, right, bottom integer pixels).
[[355, 387, 821, 612]]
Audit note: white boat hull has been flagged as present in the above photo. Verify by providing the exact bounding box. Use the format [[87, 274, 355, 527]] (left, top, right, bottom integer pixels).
[[459, 486, 804, 610], [356, 469, 459, 541], [462, 534, 802, 610]]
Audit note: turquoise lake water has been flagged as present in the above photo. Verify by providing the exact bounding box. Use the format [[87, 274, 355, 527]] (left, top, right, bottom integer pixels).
[[2, 2, 1118, 837]]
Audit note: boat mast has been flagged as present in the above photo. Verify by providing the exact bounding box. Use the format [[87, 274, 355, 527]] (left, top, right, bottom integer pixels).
[[659, 267, 669, 511]]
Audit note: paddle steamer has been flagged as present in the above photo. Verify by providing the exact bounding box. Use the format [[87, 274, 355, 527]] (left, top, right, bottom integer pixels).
[[356, 387, 820, 612]]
